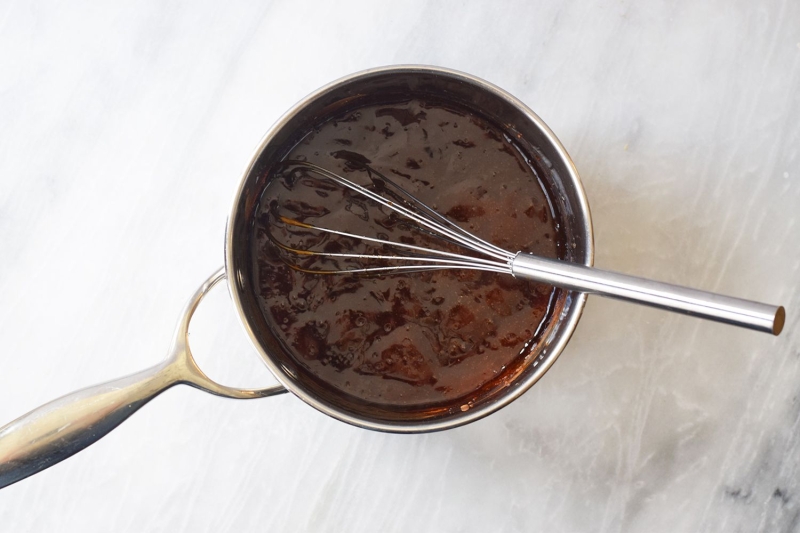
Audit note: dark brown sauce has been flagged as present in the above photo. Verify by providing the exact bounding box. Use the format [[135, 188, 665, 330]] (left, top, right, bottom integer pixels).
[[251, 98, 565, 410]]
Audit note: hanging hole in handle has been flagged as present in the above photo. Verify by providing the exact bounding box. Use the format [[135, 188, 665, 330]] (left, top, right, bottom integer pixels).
[[186, 272, 282, 392]]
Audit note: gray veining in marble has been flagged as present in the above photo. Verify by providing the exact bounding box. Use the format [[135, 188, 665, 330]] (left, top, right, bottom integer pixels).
[[0, 0, 798, 531]]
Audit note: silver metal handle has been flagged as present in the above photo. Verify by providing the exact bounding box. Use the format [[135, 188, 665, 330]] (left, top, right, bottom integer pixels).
[[0, 362, 178, 489], [0, 268, 286, 489], [511, 253, 785, 335]]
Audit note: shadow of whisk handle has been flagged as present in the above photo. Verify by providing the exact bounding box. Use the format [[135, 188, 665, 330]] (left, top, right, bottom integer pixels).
[[511, 253, 785, 335]]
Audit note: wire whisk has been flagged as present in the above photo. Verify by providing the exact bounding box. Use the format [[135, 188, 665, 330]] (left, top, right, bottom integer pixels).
[[266, 161, 785, 335]]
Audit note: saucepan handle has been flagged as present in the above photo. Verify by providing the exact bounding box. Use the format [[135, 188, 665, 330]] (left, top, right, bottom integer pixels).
[[0, 268, 286, 489], [0, 361, 178, 489]]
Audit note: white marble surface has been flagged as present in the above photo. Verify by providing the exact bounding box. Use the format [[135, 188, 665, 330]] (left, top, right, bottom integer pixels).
[[1, 1, 798, 531]]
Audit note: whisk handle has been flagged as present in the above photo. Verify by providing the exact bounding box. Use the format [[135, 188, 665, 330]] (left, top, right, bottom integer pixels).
[[511, 253, 785, 335]]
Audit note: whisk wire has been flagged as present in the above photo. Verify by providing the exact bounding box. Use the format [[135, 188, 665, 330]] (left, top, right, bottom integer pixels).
[[361, 164, 515, 260], [270, 214, 511, 272], [284, 161, 515, 263]]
